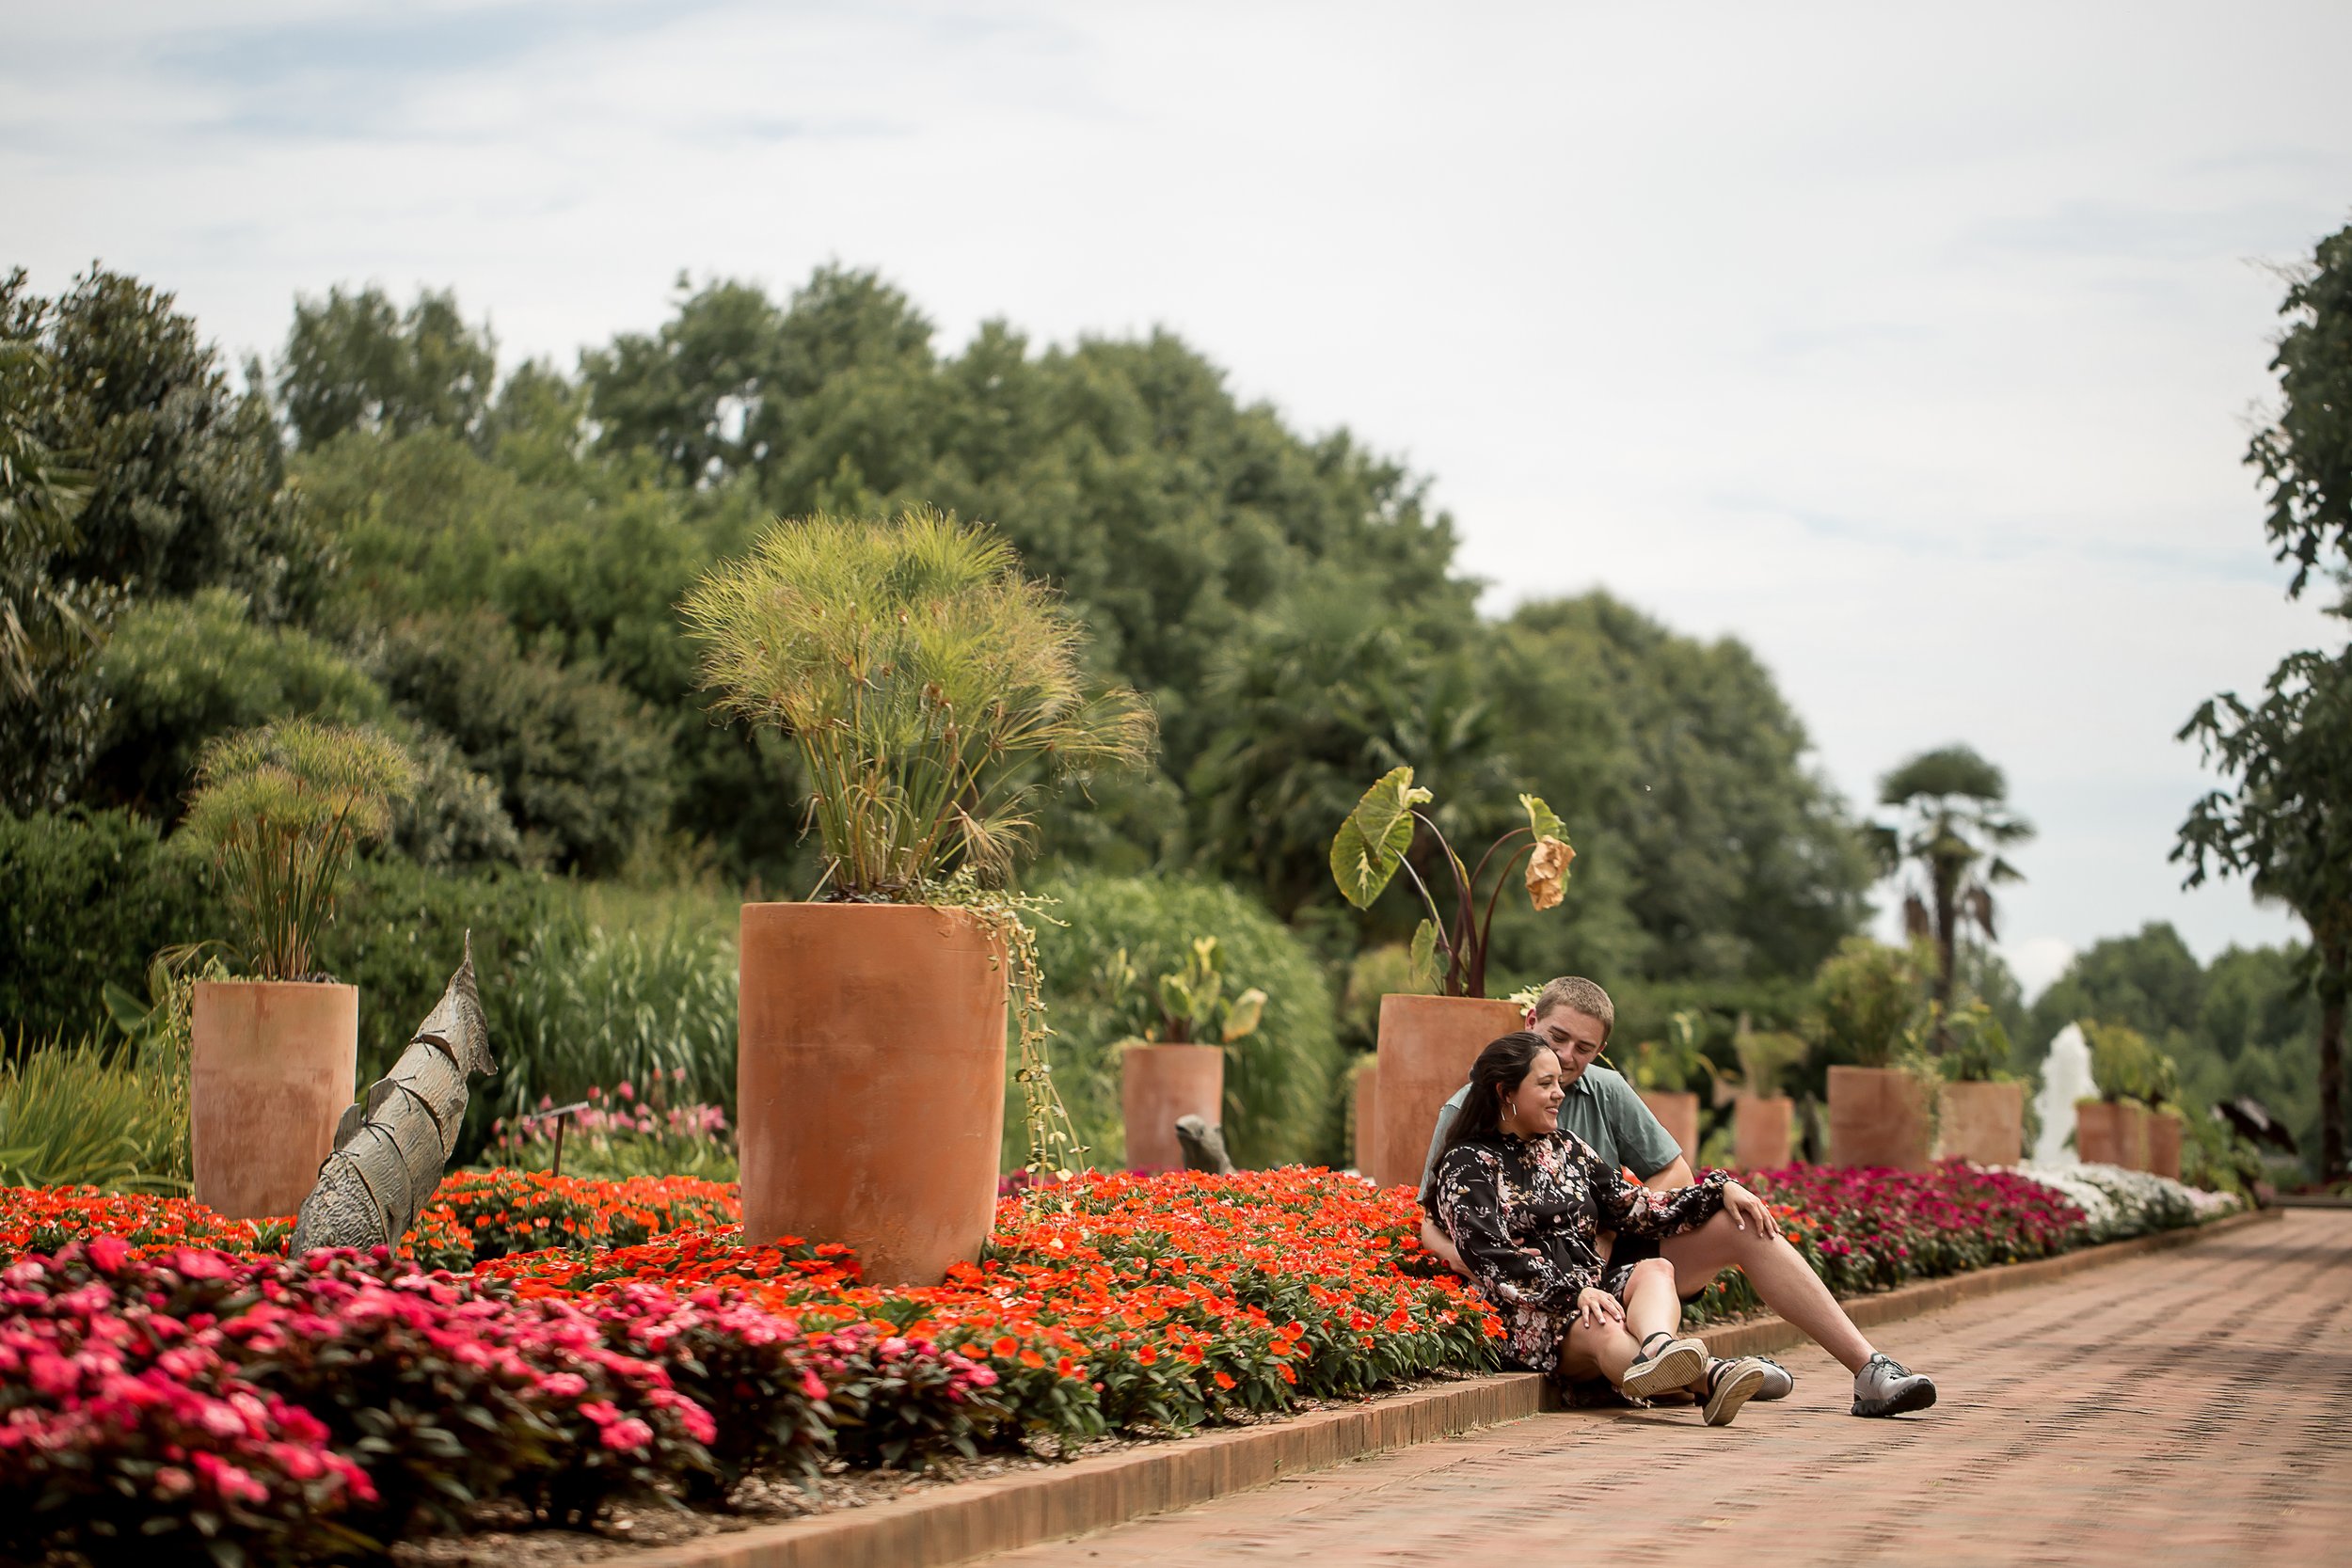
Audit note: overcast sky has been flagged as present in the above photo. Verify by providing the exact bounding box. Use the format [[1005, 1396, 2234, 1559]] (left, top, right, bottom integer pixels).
[[8, 1, 2349, 996]]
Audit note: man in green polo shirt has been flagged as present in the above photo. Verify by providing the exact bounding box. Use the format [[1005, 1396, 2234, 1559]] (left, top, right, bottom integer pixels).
[[1413, 975, 1938, 1418]]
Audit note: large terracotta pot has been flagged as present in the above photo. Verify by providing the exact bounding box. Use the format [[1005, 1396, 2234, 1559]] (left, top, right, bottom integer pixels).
[[2118, 1102, 2152, 1172], [2147, 1111, 2184, 1180], [1372, 995, 1522, 1193], [1936, 1080, 2025, 1166], [1637, 1089, 1701, 1171], [191, 980, 358, 1221], [739, 903, 1008, 1287], [1352, 1060, 1379, 1176], [1827, 1065, 1931, 1171], [1734, 1095, 1794, 1172], [1120, 1041, 1224, 1174], [2075, 1100, 2125, 1165]]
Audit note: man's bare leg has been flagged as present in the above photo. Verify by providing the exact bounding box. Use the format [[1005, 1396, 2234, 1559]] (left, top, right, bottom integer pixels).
[[1659, 1210, 1874, 1373]]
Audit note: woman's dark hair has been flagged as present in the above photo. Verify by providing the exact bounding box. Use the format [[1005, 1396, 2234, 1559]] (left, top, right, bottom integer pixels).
[[1426, 1031, 1561, 1191]]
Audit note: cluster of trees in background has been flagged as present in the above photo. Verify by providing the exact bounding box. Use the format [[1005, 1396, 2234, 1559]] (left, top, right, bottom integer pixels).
[[2, 235, 2344, 1178]]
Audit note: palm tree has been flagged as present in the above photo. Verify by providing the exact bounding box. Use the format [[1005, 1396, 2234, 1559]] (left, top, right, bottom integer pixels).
[[1868, 746, 2034, 1042]]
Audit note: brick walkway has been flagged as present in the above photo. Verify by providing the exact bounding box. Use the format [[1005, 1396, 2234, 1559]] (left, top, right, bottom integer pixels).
[[984, 1212, 2352, 1568]]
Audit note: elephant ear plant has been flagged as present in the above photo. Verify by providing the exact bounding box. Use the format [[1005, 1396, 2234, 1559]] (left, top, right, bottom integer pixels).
[[178, 721, 418, 980], [1328, 766, 1573, 998], [683, 506, 1154, 1175]]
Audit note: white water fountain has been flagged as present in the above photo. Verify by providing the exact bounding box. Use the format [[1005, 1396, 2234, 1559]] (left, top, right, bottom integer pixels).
[[2030, 1022, 2096, 1165]]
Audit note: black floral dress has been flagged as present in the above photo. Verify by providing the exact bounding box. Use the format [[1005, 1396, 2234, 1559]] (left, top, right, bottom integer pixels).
[[1425, 1129, 1728, 1383]]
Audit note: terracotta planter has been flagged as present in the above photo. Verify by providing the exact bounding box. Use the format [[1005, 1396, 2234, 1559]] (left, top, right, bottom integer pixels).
[[2119, 1102, 2152, 1172], [1637, 1089, 1702, 1171], [1120, 1041, 1224, 1174], [2147, 1112, 2184, 1180], [738, 903, 1008, 1287], [191, 980, 358, 1222], [1733, 1095, 1794, 1171], [2075, 1100, 2125, 1165], [1936, 1080, 2025, 1166], [1352, 1060, 1379, 1176], [1372, 995, 1522, 1193], [1827, 1065, 1931, 1171]]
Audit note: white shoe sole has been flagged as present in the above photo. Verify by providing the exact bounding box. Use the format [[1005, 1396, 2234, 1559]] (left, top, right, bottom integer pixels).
[[1705, 1361, 1768, 1426], [1621, 1338, 1706, 1401]]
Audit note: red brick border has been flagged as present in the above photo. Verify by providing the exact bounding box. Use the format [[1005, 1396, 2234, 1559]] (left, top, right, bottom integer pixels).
[[563, 1207, 2279, 1568]]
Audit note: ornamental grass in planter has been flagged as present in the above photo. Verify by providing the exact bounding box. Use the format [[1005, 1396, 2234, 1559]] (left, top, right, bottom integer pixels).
[[176, 721, 416, 1219], [1328, 768, 1572, 1190], [683, 506, 1152, 1284]]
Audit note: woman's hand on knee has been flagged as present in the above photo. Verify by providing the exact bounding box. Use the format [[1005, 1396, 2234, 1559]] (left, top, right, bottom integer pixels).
[[1573, 1287, 1624, 1331], [1723, 1181, 1781, 1237]]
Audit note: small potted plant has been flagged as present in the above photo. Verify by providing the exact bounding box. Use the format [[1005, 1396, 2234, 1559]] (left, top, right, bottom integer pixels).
[[2076, 1021, 2158, 1170], [684, 507, 1152, 1284], [1931, 1000, 2026, 1165], [1329, 767, 1571, 1189], [177, 720, 416, 1219], [1811, 937, 1938, 1171], [1109, 937, 1266, 1173], [1622, 1009, 1714, 1170], [1726, 1016, 1808, 1170]]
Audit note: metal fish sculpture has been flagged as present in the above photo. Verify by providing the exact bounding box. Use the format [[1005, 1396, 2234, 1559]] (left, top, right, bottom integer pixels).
[[289, 936, 496, 1256]]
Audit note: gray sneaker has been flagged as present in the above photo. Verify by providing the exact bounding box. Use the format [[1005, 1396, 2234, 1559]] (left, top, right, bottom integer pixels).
[[1851, 1353, 1936, 1417], [1710, 1355, 1793, 1401]]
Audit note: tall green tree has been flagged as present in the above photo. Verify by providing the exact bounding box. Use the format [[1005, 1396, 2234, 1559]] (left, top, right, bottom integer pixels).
[[2248, 220, 2352, 599], [1496, 593, 1873, 984], [2177, 643, 2352, 1179], [278, 285, 499, 449], [0, 292, 107, 811], [1868, 746, 2034, 1036], [28, 269, 319, 620]]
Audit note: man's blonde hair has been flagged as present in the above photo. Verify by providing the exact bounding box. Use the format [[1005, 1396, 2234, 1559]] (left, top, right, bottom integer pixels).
[[1528, 976, 1614, 1041]]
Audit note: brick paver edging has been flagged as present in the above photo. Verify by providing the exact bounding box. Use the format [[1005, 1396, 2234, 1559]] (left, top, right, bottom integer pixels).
[[560, 1206, 2279, 1568]]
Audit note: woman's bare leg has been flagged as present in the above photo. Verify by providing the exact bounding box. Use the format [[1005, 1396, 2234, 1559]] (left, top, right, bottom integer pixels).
[[1618, 1257, 1686, 1348], [1559, 1317, 1642, 1388]]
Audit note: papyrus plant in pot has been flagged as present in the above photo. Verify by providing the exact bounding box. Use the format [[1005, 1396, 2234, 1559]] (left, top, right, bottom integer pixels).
[[176, 719, 416, 1218], [1328, 767, 1572, 1189], [683, 505, 1152, 1282]]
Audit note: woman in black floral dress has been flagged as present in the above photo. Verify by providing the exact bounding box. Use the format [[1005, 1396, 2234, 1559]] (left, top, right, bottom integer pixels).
[[1422, 1032, 1778, 1425]]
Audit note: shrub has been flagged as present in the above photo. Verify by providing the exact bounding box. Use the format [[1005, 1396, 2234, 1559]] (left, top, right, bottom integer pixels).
[[86, 589, 393, 816], [1809, 937, 1931, 1068], [0, 808, 208, 1047], [1025, 871, 1344, 1169], [374, 609, 676, 878]]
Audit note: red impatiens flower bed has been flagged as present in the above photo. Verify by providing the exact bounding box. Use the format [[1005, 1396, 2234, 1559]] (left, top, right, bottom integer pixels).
[[0, 1161, 2095, 1564], [0, 1168, 1498, 1565], [1684, 1161, 2087, 1323]]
